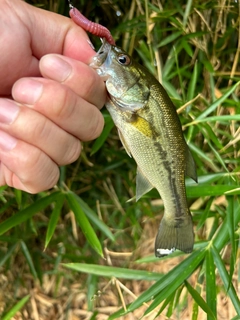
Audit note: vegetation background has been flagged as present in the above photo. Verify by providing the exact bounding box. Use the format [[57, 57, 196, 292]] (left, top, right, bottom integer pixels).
[[0, 0, 239, 319]]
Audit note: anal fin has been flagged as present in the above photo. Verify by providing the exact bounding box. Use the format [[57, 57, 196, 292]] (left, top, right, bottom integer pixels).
[[136, 167, 153, 202]]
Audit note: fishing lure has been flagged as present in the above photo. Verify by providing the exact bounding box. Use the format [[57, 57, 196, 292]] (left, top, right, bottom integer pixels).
[[68, 2, 115, 45]]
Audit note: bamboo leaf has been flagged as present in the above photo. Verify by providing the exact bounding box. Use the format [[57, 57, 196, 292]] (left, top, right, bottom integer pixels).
[[206, 249, 217, 319], [109, 249, 206, 319], [87, 274, 98, 311], [73, 194, 115, 241], [143, 250, 206, 315], [187, 60, 198, 102], [226, 196, 237, 289], [91, 115, 114, 155], [194, 81, 240, 120], [66, 192, 103, 257], [0, 192, 62, 235], [186, 185, 240, 198], [63, 263, 162, 281], [213, 198, 240, 251], [187, 114, 240, 126], [0, 243, 18, 268], [185, 280, 216, 319], [45, 194, 65, 249], [211, 245, 240, 315], [20, 240, 38, 279], [158, 31, 182, 48]]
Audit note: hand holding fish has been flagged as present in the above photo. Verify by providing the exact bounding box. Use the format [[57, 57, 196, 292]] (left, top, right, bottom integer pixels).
[[0, 0, 106, 193], [69, 3, 198, 257]]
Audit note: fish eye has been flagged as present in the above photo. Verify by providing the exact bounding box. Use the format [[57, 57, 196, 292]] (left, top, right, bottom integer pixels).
[[117, 54, 131, 66]]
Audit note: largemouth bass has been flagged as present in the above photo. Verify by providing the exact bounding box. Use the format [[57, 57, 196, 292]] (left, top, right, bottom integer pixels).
[[91, 41, 197, 257]]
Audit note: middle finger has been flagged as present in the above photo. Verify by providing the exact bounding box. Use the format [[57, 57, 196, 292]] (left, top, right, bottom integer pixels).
[[0, 98, 81, 166]]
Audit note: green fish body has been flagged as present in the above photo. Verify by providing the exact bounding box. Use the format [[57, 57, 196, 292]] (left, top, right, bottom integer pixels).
[[91, 41, 197, 257]]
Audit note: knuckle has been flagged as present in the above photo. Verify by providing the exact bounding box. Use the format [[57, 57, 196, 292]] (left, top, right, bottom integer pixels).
[[19, 149, 60, 193], [82, 110, 104, 141], [62, 139, 82, 165], [80, 69, 104, 103], [50, 86, 74, 120]]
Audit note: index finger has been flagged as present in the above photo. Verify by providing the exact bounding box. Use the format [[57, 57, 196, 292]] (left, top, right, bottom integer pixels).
[[11, 0, 95, 62]]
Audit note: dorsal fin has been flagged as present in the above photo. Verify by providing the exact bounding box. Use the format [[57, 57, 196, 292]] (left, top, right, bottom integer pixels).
[[185, 147, 198, 182]]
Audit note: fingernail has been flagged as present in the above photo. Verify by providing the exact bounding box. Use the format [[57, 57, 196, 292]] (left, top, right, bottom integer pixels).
[[13, 79, 43, 105], [0, 99, 19, 124], [41, 55, 72, 82], [0, 130, 17, 151]]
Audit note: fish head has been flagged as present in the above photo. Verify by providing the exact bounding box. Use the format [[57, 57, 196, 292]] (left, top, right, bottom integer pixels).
[[90, 40, 150, 111]]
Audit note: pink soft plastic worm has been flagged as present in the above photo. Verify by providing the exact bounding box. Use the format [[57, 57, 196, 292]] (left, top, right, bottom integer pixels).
[[69, 5, 115, 46]]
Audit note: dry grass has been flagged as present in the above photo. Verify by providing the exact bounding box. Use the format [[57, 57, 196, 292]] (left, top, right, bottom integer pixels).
[[1, 214, 239, 320]]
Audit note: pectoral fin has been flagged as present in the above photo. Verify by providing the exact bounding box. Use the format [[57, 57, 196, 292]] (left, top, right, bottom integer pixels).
[[136, 167, 153, 201], [117, 129, 132, 158]]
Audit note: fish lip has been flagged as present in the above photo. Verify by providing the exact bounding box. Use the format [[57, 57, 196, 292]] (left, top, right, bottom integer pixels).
[[90, 39, 112, 71]]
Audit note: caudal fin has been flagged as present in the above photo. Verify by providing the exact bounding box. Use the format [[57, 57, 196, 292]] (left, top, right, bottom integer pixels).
[[155, 216, 194, 258]]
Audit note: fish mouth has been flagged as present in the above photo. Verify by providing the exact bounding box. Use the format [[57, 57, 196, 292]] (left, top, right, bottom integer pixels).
[[89, 39, 112, 77]]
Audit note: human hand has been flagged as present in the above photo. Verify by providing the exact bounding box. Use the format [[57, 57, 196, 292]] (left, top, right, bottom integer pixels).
[[0, 0, 106, 193]]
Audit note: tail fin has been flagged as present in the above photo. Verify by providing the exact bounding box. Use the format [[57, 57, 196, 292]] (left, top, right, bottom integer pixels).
[[155, 216, 194, 257]]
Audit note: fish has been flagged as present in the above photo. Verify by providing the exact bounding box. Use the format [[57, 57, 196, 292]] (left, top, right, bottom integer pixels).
[[90, 40, 197, 257]]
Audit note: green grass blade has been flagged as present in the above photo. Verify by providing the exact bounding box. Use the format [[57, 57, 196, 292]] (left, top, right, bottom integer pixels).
[[14, 188, 22, 208], [226, 196, 237, 287], [2, 295, 30, 320], [72, 194, 115, 241], [196, 81, 240, 120], [87, 274, 98, 311], [90, 115, 114, 155], [211, 245, 240, 315], [45, 194, 65, 249], [109, 249, 206, 319], [63, 263, 162, 281], [0, 191, 62, 235], [206, 249, 217, 319], [187, 114, 240, 126], [185, 280, 216, 319], [188, 142, 220, 172], [143, 250, 206, 315], [183, 0, 193, 27], [158, 31, 182, 48], [20, 240, 38, 279], [0, 243, 18, 267], [163, 291, 176, 317], [186, 185, 240, 198], [213, 197, 240, 251], [66, 192, 103, 257], [187, 61, 198, 102]]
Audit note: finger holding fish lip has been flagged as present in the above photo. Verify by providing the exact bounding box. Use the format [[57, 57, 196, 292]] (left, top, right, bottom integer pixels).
[[39, 54, 107, 110]]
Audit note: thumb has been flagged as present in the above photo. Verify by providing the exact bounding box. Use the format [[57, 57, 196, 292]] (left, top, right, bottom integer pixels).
[[21, 1, 95, 63]]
